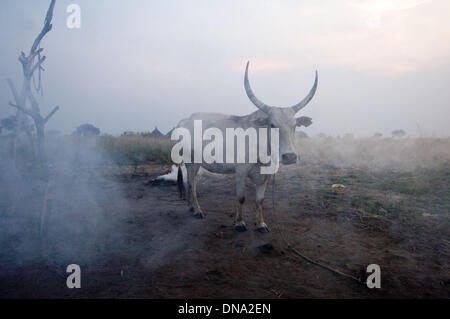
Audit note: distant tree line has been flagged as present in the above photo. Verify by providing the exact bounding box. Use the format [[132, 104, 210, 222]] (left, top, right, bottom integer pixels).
[[121, 127, 168, 138], [72, 123, 100, 136]]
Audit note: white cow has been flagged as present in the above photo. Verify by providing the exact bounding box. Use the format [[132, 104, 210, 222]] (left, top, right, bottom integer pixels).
[[176, 62, 318, 232]]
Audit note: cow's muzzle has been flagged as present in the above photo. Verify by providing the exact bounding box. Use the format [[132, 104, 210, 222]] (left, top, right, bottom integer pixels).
[[281, 153, 297, 165]]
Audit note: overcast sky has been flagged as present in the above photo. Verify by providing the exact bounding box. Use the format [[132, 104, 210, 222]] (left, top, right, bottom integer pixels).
[[1, 0, 449, 137]]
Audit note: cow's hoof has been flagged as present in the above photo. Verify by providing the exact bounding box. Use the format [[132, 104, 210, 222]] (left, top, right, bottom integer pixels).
[[234, 222, 247, 232], [256, 223, 270, 233], [193, 211, 205, 219]]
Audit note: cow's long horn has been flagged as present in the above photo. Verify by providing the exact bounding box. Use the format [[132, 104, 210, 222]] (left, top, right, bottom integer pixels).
[[244, 61, 271, 114], [291, 70, 318, 113]]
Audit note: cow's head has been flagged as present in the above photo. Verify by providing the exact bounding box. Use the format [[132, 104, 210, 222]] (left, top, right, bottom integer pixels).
[[244, 61, 318, 165]]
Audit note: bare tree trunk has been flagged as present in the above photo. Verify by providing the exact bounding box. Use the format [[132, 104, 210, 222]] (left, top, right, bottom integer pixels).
[[6, 0, 58, 173], [5, 0, 58, 237], [7, 79, 26, 166], [35, 119, 47, 174], [11, 110, 22, 165], [23, 122, 36, 163]]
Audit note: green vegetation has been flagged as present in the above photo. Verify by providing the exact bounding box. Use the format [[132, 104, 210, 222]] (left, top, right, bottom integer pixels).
[[350, 195, 400, 219], [318, 160, 449, 230], [97, 135, 174, 165]]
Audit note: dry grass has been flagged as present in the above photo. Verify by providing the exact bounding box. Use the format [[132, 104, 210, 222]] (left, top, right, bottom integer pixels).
[[98, 135, 450, 170], [3, 133, 449, 171], [96, 135, 174, 165], [296, 137, 450, 230], [296, 137, 450, 172], [47, 135, 175, 166]]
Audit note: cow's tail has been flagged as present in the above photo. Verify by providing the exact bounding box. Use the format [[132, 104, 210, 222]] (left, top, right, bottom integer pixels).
[[177, 163, 185, 200]]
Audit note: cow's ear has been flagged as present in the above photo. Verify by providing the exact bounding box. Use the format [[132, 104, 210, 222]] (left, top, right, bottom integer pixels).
[[296, 116, 312, 127], [253, 116, 270, 127]]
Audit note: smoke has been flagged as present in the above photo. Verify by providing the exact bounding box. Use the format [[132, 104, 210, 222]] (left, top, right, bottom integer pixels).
[[0, 133, 447, 297], [0, 134, 209, 289], [0, 136, 130, 271], [296, 137, 450, 172]]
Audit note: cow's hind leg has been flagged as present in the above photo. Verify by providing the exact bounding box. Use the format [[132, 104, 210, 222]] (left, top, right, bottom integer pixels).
[[251, 173, 271, 233], [234, 170, 247, 232], [186, 164, 204, 219]]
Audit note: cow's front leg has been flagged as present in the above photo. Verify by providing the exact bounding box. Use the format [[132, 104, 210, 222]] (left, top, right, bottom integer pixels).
[[254, 175, 271, 233], [192, 173, 205, 219], [234, 171, 247, 232], [186, 164, 204, 219]]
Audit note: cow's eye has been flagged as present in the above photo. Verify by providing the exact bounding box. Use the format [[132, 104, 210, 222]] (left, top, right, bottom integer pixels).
[[270, 124, 276, 128]]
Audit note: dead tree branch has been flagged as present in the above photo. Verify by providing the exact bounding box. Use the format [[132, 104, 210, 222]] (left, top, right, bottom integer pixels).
[[4, 0, 58, 239], [5, 0, 58, 172], [6, 78, 20, 103], [8, 102, 36, 118], [30, 56, 47, 77], [44, 106, 60, 124], [5, 78, 37, 161], [30, 0, 55, 55]]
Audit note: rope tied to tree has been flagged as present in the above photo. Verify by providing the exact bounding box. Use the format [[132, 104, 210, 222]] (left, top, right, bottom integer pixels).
[[32, 43, 44, 96]]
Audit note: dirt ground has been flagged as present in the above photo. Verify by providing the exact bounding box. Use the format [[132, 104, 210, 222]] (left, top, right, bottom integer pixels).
[[0, 160, 449, 299]]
